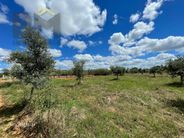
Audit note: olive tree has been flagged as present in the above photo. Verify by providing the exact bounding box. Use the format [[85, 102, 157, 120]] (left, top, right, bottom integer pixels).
[[10, 64, 24, 80], [129, 67, 139, 74], [167, 57, 184, 85], [2, 68, 10, 76], [110, 66, 125, 80], [149, 66, 162, 77], [9, 27, 55, 101], [73, 61, 85, 84]]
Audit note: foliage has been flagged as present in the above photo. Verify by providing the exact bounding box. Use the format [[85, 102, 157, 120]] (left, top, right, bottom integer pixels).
[[150, 65, 165, 77], [73, 60, 85, 84], [129, 67, 139, 73], [10, 64, 24, 80], [138, 68, 149, 74], [110, 66, 125, 80], [2, 68, 10, 76], [50, 69, 73, 76], [8, 27, 55, 100], [167, 57, 184, 85], [88, 69, 111, 76]]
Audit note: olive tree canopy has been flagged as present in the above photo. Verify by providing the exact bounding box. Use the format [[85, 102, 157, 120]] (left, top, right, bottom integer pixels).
[[9, 27, 55, 100], [167, 57, 184, 85]]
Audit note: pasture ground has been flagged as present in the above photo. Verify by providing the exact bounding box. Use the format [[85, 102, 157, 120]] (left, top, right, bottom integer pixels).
[[0, 74, 184, 137]]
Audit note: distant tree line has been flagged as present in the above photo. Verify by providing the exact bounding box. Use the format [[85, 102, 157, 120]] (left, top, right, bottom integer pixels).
[[0, 64, 177, 78], [1, 56, 184, 85], [46, 65, 166, 77], [50, 69, 73, 76]]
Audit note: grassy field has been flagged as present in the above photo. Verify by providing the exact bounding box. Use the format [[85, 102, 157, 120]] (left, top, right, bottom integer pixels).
[[0, 74, 184, 137]]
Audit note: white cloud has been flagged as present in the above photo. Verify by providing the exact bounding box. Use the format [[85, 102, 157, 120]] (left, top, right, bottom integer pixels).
[[108, 32, 125, 45], [0, 3, 9, 14], [15, 0, 46, 14], [60, 37, 69, 47], [109, 21, 154, 47], [137, 36, 184, 52], [112, 14, 118, 25], [99, 41, 103, 44], [74, 54, 93, 61], [116, 53, 175, 68], [143, 0, 164, 21], [88, 41, 95, 46], [18, 13, 31, 23], [109, 0, 165, 49], [73, 54, 131, 69], [88, 40, 103, 46], [129, 0, 164, 23], [109, 35, 184, 58], [138, 53, 176, 68], [0, 12, 9, 24], [0, 3, 10, 24], [15, 0, 107, 36], [108, 0, 167, 57], [130, 13, 140, 23], [55, 54, 131, 70], [176, 47, 184, 54], [55, 52, 175, 70], [66, 40, 87, 52], [13, 0, 181, 70], [127, 21, 154, 42], [49, 49, 62, 58], [0, 48, 11, 61], [55, 60, 74, 70]]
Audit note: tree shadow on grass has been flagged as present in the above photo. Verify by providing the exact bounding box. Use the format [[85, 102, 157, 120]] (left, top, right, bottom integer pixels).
[[0, 82, 13, 88], [166, 98, 184, 113], [61, 83, 77, 88], [164, 82, 183, 88], [109, 78, 119, 81], [0, 81, 20, 89], [0, 100, 27, 117]]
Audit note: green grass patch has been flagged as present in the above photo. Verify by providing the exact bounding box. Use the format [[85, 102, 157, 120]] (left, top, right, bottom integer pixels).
[[0, 75, 184, 137]]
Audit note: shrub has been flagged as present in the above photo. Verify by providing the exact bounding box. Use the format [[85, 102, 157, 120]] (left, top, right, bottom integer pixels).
[[110, 66, 125, 80], [129, 67, 139, 73], [149, 66, 163, 77], [73, 61, 85, 84], [88, 69, 111, 76], [167, 57, 184, 85], [8, 27, 55, 102]]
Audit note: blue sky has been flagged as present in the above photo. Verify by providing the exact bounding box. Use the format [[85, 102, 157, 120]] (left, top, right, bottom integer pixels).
[[0, 0, 184, 70]]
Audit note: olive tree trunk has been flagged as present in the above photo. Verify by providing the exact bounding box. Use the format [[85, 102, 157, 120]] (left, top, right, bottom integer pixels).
[[28, 87, 34, 102], [116, 74, 119, 80], [181, 75, 184, 85]]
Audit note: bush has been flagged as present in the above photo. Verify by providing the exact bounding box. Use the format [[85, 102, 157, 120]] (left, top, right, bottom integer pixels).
[[110, 66, 125, 80], [88, 69, 111, 76], [51, 69, 73, 76], [149, 66, 163, 77], [129, 67, 139, 73], [73, 61, 85, 84], [167, 57, 184, 85]]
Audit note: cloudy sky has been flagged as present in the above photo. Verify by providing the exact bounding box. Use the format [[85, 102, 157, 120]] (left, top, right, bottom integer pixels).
[[0, 0, 184, 70]]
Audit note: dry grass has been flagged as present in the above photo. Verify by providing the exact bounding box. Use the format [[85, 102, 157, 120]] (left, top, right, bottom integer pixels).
[[0, 78, 13, 84], [0, 74, 184, 137]]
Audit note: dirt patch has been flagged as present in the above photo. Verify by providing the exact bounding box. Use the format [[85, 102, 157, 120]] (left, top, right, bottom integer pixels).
[[107, 106, 117, 113], [70, 106, 86, 120], [0, 79, 13, 84], [0, 95, 5, 108], [51, 76, 75, 80]]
